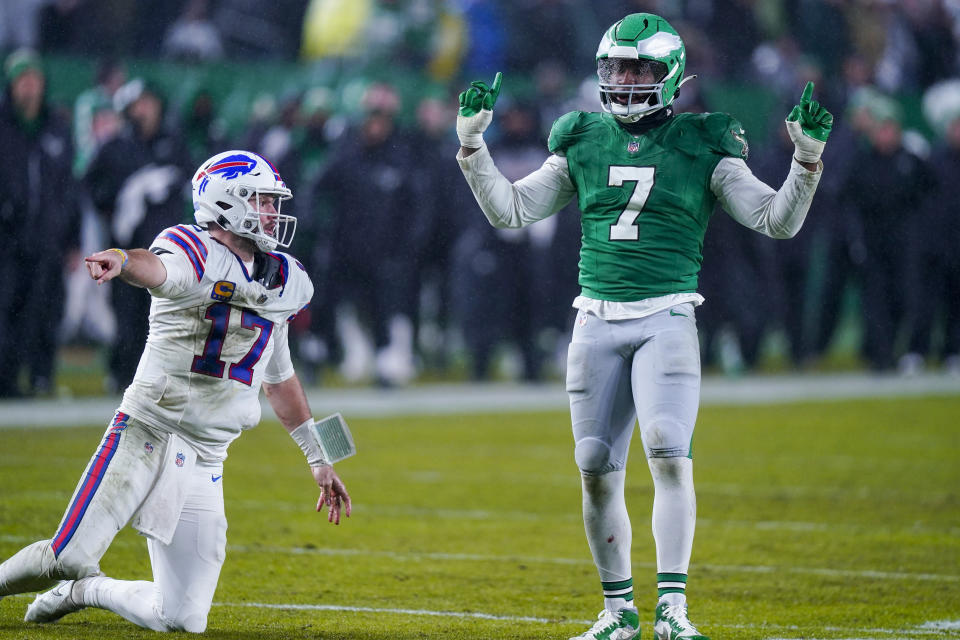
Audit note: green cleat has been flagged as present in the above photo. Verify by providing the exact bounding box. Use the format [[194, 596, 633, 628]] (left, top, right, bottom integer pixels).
[[653, 602, 709, 640], [570, 607, 640, 640]]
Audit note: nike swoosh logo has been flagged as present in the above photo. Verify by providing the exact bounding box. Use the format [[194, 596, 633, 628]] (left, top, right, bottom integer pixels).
[[211, 475, 222, 483], [669, 309, 687, 317]]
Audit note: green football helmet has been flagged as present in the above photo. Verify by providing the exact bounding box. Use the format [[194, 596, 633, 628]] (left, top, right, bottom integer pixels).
[[596, 13, 686, 122]]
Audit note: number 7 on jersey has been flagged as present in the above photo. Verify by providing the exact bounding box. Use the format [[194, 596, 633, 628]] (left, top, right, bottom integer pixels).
[[608, 166, 655, 241]]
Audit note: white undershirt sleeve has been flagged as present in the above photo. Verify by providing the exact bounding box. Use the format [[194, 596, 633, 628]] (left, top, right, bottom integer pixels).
[[456, 144, 577, 229], [710, 156, 823, 239]]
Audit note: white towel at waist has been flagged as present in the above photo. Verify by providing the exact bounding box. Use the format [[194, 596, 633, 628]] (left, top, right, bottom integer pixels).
[[133, 433, 197, 545]]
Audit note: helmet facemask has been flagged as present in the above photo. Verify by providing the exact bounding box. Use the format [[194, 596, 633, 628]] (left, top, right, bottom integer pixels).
[[235, 188, 295, 253], [598, 58, 669, 121]]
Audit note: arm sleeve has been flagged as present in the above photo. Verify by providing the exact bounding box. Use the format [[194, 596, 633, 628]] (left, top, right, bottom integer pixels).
[[263, 321, 296, 384], [710, 156, 823, 239], [456, 145, 576, 229]]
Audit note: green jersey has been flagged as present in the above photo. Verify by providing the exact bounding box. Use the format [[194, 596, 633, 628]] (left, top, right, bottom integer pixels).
[[548, 110, 749, 302]]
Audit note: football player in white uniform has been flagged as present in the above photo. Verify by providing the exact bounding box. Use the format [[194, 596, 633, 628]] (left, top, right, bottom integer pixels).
[[0, 150, 352, 633]]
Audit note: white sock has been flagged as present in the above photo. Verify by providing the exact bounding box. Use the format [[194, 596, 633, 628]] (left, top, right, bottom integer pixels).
[[80, 575, 169, 631], [659, 591, 686, 607], [581, 470, 634, 611], [649, 456, 696, 580]]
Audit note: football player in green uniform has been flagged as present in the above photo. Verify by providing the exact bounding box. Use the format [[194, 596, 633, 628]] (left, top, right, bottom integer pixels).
[[455, 12, 831, 640]]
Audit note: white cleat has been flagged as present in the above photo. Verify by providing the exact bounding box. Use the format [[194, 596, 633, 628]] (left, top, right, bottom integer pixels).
[[654, 602, 709, 640], [24, 581, 84, 623], [570, 607, 641, 640]]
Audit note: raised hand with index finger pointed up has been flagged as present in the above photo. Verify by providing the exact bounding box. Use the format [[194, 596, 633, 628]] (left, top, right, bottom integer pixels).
[[785, 81, 833, 165]]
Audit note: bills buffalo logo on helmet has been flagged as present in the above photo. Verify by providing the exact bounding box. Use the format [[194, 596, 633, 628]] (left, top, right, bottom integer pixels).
[[195, 154, 258, 195]]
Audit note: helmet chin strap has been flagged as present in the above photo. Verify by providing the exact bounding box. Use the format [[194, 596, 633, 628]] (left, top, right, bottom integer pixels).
[[612, 100, 664, 123], [614, 111, 647, 123]]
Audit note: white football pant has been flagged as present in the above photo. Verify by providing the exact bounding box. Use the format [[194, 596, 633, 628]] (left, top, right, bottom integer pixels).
[[0, 413, 226, 632], [566, 304, 700, 583]]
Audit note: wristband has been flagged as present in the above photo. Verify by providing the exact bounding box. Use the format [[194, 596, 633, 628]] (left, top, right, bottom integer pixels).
[[108, 248, 129, 270], [290, 418, 328, 467]]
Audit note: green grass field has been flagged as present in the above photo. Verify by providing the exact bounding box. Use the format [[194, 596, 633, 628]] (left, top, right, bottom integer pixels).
[[1, 394, 958, 639]]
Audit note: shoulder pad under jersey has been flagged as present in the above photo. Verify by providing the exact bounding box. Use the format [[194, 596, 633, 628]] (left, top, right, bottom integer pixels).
[[258, 251, 314, 308], [698, 112, 750, 160], [548, 111, 605, 155], [150, 224, 211, 283]]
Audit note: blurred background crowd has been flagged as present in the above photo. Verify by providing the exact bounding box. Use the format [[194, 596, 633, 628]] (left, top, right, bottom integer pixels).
[[1, 0, 959, 397]]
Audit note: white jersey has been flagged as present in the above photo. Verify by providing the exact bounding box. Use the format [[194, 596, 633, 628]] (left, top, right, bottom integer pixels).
[[118, 224, 313, 461]]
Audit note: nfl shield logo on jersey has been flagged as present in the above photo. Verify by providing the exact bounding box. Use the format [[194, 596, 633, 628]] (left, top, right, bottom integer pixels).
[[175, 452, 186, 467], [627, 140, 640, 153], [144, 442, 154, 454]]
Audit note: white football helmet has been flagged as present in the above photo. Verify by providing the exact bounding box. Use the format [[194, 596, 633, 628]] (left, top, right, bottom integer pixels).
[[192, 150, 294, 252]]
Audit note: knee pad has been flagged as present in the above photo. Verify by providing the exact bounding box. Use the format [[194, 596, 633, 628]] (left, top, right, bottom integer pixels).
[[640, 416, 691, 459], [158, 608, 208, 633], [42, 543, 100, 581], [178, 612, 208, 634], [575, 437, 615, 475]]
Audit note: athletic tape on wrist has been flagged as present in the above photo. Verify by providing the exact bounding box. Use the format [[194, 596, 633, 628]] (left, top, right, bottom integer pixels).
[[290, 418, 326, 467]]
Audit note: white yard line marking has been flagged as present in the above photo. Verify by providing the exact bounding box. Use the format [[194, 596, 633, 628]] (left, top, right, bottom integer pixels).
[[3, 591, 952, 637], [921, 620, 960, 630], [215, 601, 590, 624], [736, 622, 960, 638], [212, 604, 956, 638]]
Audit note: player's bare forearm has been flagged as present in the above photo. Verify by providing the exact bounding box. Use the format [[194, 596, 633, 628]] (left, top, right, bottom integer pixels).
[[85, 247, 166, 289], [797, 159, 819, 172], [460, 145, 480, 157], [263, 375, 312, 433]]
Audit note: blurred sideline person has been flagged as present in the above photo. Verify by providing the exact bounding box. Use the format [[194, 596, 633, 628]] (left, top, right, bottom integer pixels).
[[908, 81, 960, 373], [84, 78, 193, 390], [457, 99, 546, 380], [838, 96, 932, 372], [311, 83, 418, 385], [455, 13, 831, 640], [0, 150, 351, 633], [0, 48, 81, 398]]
